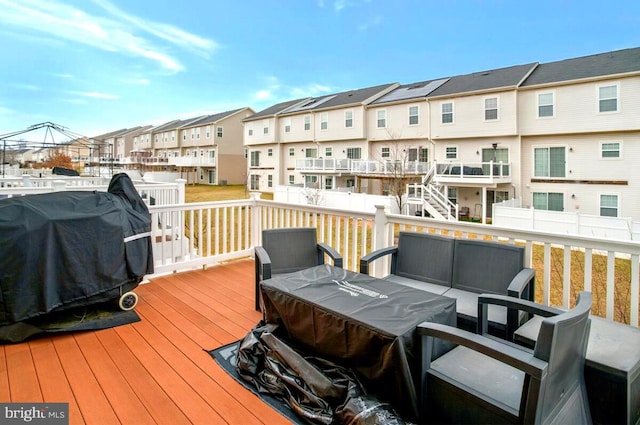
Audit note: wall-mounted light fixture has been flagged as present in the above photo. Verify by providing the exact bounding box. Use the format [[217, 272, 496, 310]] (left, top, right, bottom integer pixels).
[[571, 194, 576, 199], [569, 147, 574, 152], [476, 150, 479, 155]]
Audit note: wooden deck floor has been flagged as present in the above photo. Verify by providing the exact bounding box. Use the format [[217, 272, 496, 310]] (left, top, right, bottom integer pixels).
[[0, 259, 294, 425]]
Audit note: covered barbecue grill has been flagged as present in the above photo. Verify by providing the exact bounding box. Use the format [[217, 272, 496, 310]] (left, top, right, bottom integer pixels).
[[0, 173, 153, 328]]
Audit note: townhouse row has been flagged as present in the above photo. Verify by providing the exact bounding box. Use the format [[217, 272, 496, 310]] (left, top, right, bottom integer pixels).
[[243, 47, 640, 220], [15, 47, 639, 221]]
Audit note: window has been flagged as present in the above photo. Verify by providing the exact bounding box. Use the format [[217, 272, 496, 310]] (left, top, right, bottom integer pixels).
[[345, 110, 353, 128], [305, 175, 318, 188], [324, 177, 333, 190], [182, 132, 186, 141], [289, 175, 295, 185], [381, 147, 390, 158], [534, 147, 565, 178], [263, 121, 269, 135], [346, 147, 361, 159], [320, 113, 328, 130], [196, 128, 201, 139], [267, 148, 273, 157], [377, 110, 386, 128], [409, 105, 419, 125], [598, 84, 618, 113], [447, 187, 457, 204], [442, 102, 453, 124], [250, 175, 259, 190], [484, 97, 498, 120], [208, 150, 215, 159], [250, 151, 260, 167], [284, 119, 291, 133], [289, 147, 295, 156], [325, 147, 332, 157], [190, 129, 195, 140], [600, 194, 618, 217], [538, 92, 554, 117], [346, 179, 355, 188], [267, 174, 273, 188], [601, 142, 621, 158], [306, 148, 317, 158], [445, 146, 457, 159], [248, 128, 253, 136], [205, 126, 211, 138], [533, 192, 564, 211], [216, 126, 223, 137], [304, 116, 311, 131]]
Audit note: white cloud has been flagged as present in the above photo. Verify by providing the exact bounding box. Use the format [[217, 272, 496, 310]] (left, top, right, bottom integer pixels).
[[290, 83, 333, 98], [75, 91, 120, 100], [255, 90, 272, 101], [0, 0, 217, 72], [357, 15, 383, 31]]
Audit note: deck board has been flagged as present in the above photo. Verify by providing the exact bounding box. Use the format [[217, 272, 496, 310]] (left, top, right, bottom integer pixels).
[[1, 259, 293, 425]]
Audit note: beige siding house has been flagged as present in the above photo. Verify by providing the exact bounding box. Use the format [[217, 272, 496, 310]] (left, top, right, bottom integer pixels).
[[244, 47, 640, 221]]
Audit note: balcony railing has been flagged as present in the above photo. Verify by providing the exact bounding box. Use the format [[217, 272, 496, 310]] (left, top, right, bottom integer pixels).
[[169, 156, 217, 167], [295, 158, 351, 172], [148, 196, 639, 328], [350, 160, 430, 175], [434, 161, 512, 184]]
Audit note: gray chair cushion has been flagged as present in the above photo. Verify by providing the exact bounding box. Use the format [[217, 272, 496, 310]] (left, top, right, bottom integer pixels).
[[444, 288, 507, 325], [384, 274, 450, 295]]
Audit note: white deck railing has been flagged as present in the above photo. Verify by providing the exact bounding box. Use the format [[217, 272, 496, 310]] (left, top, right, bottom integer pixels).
[[148, 196, 640, 328]]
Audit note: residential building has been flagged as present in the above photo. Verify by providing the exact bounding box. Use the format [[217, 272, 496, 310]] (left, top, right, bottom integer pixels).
[[244, 47, 640, 221]]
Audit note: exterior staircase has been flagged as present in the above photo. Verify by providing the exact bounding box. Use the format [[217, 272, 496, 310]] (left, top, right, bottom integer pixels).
[[406, 164, 458, 220]]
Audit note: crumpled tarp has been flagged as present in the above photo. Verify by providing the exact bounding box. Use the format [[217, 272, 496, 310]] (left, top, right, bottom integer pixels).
[[0, 173, 153, 327], [236, 322, 410, 425]]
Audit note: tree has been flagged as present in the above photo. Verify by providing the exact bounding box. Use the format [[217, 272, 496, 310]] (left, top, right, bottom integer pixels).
[[374, 136, 421, 214], [38, 149, 74, 170]]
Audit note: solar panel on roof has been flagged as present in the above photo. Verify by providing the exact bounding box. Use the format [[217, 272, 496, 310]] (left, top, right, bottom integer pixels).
[[286, 95, 337, 112], [374, 78, 449, 103]]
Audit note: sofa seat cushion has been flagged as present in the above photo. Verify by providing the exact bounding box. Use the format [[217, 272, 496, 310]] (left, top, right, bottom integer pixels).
[[444, 288, 507, 326], [384, 274, 449, 295]]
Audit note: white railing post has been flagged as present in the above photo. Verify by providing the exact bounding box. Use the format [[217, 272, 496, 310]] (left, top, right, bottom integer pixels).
[[372, 204, 389, 278], [175, 179, 186, 204], [250, 193, 262, 250], [52, 180, 66, 192], [22, 175, 32, 187]]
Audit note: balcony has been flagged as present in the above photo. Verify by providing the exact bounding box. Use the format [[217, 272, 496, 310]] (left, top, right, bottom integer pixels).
[[1, 194, 638, 424], [434, 161, 512, 186], [169, 156, 217, 167], [295, 158, 350, 173], [351, 159, 430, 175]]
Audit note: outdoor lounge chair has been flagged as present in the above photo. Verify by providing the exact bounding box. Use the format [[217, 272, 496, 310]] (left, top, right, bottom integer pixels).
[[254, 228, 343, 311], [418, 291, 592, 424]]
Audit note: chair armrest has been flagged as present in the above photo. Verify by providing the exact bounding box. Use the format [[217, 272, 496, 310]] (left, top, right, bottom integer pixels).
[[507, 268, 536, 300], [254, 246, 272, 280], [317, 243, 343, 268], [359, 246, 398, 275], [477, 294, 564, 337], [418, 322, 548, 379]]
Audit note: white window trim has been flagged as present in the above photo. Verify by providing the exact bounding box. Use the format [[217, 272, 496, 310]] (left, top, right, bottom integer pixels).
[[408, 105, 420, 126], [537, 91, 556, 119], [532, 144, 568, 179], [320, 113, 329, 131], [441, 102, 454, 125], [596, 82, 620, 114], [445, 145, 458, 160], [345, 110, 354, 128], [376, 109, 387, 129], [325, 146, 333, 157], [483, 96, 499, 121], [600, 140, 623, 160], [598, 192, 620, 217]]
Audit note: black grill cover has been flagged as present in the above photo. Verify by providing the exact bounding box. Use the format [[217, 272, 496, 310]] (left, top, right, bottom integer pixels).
[[0, 173, 153, 326]]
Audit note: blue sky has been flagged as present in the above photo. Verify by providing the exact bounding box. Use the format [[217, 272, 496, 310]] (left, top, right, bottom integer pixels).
[[1, 0, 639, 140]]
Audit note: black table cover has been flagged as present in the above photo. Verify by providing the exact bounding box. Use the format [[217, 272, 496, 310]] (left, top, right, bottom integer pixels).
[[260, 264, 456, 422]]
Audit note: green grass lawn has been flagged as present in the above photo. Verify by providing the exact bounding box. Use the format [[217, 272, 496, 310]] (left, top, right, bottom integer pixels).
[[185, 184, 273, 203]]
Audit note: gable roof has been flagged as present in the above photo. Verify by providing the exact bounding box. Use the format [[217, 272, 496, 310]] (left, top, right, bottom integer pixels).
[[427, 63, 537, 97], [245, 98, 308, 121], [282, 83, 397, 114], [372, 78, 449, 104], [521, 47, 640, 86], [186, 108, 250, 127]]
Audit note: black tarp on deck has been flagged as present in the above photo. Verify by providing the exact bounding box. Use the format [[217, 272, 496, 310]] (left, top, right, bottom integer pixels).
[[0, 173, 153, 327]]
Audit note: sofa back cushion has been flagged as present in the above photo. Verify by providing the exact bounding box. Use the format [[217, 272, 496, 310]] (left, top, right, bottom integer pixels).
[[395, 232, 455, 287], [452, 239, 524, 294]]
